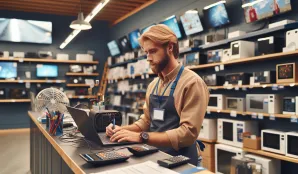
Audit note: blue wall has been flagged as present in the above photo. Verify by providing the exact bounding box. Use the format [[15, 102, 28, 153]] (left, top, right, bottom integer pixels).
[[0, 10, 110, 129]]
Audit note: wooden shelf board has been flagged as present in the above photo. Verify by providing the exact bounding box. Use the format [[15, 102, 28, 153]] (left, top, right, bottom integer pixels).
[[66, 84, 99, 87], [208, 82, 298, 90], [0, 57, 99, 64], [67, 95, 97, 99], [0, 80, 65, 83], [0, 99, 31, 103], [66, 73, 99, 76], [197, 137, 217, 143], [243, 148, 298, 164]]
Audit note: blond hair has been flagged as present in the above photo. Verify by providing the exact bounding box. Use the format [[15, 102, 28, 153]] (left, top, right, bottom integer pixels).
[[138, 24, 179, 58]]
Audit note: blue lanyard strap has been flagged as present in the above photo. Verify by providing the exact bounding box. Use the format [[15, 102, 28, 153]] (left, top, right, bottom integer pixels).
[[170, 66, 184, 96]]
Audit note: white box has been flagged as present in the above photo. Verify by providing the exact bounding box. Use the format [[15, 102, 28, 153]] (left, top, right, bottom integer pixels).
[[262, 129, 286, 155], [13, 52, 25, 58], [228, 31, 246, 39], [208, 94, 226, 110], [198, 118, 217, 140], [0, 51, 9, 57], [230, 40, 255, 60], [56, 54, 69, 61], [222, 49, 231, 62], [76, 54, 93, 62], [286, 28, 298, 49], [245, 154, 281, 174], [269, 20, 295, 29]]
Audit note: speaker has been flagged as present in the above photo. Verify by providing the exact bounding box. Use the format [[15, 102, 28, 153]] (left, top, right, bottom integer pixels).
[[89, 110, 122, 132], [257, 36, 284, 56], [9, 89, 28, 99]]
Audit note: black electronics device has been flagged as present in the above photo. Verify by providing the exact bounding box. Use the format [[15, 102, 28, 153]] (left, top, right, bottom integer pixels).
[[157, 155, 190, 168], [202, 74, 224, 86], [25, 52, 39, 58], [9, 89, 28, 99], [225, 73, 251, 85], [253, 71, 276, 84], [75, 88, 88, 95], [89, 110, 122, 132], [0, 88, 6, 99], [69, 77, 84, 84], [207, 49, 223, 63], [80, 151, 129, 165], [127, 145, 159, 157], [257, 36, 284, 56]]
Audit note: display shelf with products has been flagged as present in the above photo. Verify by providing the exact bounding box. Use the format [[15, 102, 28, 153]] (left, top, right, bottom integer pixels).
[[208, 82, 298, 90], [108, 55, 147, 68], [0, 57, 99, 64]]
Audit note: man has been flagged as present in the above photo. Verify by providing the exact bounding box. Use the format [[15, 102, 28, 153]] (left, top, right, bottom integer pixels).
[[106, 24, 209, 165]]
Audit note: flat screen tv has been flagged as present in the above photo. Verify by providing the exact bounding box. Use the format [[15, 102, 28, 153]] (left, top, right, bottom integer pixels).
[[242, 0, 292, 23], [107, 40, 121, 57], [36, 64, 58, 78], [180, 10, 204, 36], [128, 29, 141, 49], [140, 24, 155, 34], [0, 18, 52, 44], [160, 15, 182, 39], [118, 36, 132, 53], [203, 1, 230, 28], [0, 62, 17, 79]]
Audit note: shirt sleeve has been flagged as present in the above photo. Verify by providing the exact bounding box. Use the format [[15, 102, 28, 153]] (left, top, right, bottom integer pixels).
[[166, 78, 209, 151]]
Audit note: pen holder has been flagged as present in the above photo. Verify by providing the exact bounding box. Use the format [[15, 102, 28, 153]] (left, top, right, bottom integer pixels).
[[48, 116, 63, 136]]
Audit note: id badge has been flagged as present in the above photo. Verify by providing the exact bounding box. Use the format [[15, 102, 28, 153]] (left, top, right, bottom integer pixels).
[[153, 108, 165, 121]]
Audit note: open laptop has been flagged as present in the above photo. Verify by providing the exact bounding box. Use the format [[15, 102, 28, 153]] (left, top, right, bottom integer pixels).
[[67, 106, 136, 146]]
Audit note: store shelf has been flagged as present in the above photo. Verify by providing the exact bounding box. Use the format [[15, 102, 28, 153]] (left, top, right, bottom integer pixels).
[[66, 73, 99, 76], [108, 55, 147, 68], [197, 137, 217, 143], [0, 57, 99, 64], [66, 84, 99, 87], [243, 148, 298, 164], [207, 109, 294, 119], [0, 80, 65, 83], [179, 47, 200, 54], [67, 95, 97, 99], [0, 99, 31, 103], [208, 82, 298, 90]]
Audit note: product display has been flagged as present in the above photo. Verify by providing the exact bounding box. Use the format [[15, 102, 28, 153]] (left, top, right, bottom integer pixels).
[[226, 97, 246, 112], [222, 49, 231, 62], [76, 54, 93, 62], [38, 51, 52, 59], [208, 94, 226, 110], [262, 129, 286, 155], [246, 94, 283, 114], [285, 132, 298, 159], [198, 118, 217, 140], [160, 15, 182, 39], [205, 34, 225, 44], [0, 62, 17, 79], [13, 52, 25, 58], [180, 9, 203, 36], [128, 29, 141, 49], [36, 64, 58, 78], [202, 74, 224, 86], [225, 72, 251, 85], [230, 40, 255, 59], [207, 49, 223, 63], [56, 54, 69, 60], [107, 40, 121, 57], [244, 154, 281, 174], [25, 52, 39, 58], [276, 63, 298, 83], [69, 77, 84, 84], [253, 71, 276, 84], [0, 88, 6, 99], [204, 1, 230, 28], [0, 51, 9, 58], [75, 88, 89, 96], [285, 29, 298, 50], [257, 36, 284, 56], [9, 89, 28, 99], [184, 52, 201, 66], [283, 97, 297, 115], [69, 65, 83, 73]]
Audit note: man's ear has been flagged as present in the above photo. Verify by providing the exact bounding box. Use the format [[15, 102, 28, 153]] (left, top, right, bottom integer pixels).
[[168, 43, 174, 52]]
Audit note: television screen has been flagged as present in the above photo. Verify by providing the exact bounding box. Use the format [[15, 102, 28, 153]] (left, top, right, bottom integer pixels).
[[118, 36, 132, 53], [107, 40, 121, 57], [140, 24, 155, 34], [0, 18, 52, 44], [0, 62, 17, 79], [160, 16, 182, 39], [36, 64, 58, 77], [180, 10, 204, 36], [204, 1, 230, 28], [242, 0, 292, 23], [128, 29, 141, 49]]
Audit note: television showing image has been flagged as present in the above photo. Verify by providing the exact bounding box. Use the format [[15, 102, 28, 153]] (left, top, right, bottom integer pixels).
[[107, 40, 121, 57], [128, 29, 141, 49], [118, 36, 132, 53], [36, 64, 58, 78], [141, 24, 155, 34], [160, 15, 182, 39], [180, 10, 204, 36], [0, 18, 52, 44], [204, 1, 230, 28], [242, 0, 292, 23], [0, 62, 17, 79]]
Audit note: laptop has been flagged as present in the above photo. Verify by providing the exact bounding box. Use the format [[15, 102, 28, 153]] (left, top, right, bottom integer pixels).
[[67, 106, 136, 146]]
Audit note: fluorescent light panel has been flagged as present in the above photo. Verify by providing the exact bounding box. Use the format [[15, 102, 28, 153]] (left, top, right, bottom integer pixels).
[[60, 0, 110, 49]]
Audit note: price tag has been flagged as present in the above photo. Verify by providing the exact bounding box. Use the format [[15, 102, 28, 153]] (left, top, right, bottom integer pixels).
[[291, 116, 298, 123], [79, 96, 84, 99], [37, 84, 41, 88], [227, 85, 233, 90], [242, 87, 247, 91], [264, 71, 269, 77], [206, 109, 211, 114], [11, 99, 16, 102], [258, 113, 264, 120], [262, 85, 267, 88], [269, 114, 275, 121], [220, 64, 224, 71], [272, 84, 278, 91], [238, 80, 242, 86], [146, 74, 149, 79], [46, 80, 53, 83], [230, 110, 237, 117], [290, 83, 295, 87], [278, 85, 284, 89], [215, 66, 220, 72], [19, 58, 24, 63], [25, 82, 30, 89], [224, 81, 229, 86], [132, 75, 135, 79], [235, 86, 239, 91], [56, 80, 61, 83], [217, 110, 221, 113], [18, 80, 24, 83], [251, 113, 257, 119], [141, 75, 145, 79], [36, 64, 43, 68]]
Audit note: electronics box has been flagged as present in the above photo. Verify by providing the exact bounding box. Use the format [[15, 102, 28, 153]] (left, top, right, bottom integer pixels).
[[228, 30, 246, 39], [283, 97, 297, 115], [286, 28, 298, 49], [276, 63, 298, 84], [243, 136, 261, 150], [76, 54, 93, 62], [245, 154, 281, 174], [202, 74, 224, 86], [198, 118, 217, 140], [217, 118, 258, 148], [224, 72, 251, 85], [205, 34, 225, 45], [222, 49, 231, 62], [253, 71, 276, 84], [208, 94, 226, 110], [207, 49, 223, 63], [246, 94, 283, 114], [57, 54, 69, 61], [257, 36, 284, 56], [285, 132, 298, 159], [226, 97, 245, 112], [230, 40, 255, 59], [13, 52, 25, 58], [262, 129, 286, 155]]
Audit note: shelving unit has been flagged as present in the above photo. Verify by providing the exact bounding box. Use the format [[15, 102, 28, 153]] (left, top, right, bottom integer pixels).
[[0, 99, 31, 103], [208, 82, 298, 90], [66, 84, 99, 87], [0, 57, 99, 64], [65, 73, 99, 76], [109, 55, 147, 68], [0, 80, 66, 83], [67, 95, 97, 99]]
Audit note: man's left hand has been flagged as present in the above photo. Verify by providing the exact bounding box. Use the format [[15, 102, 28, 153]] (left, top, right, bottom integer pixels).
[[110, 129, 141, 143]]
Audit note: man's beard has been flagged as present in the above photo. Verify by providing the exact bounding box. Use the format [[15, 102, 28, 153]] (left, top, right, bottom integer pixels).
[[150, 53, 170, 74]]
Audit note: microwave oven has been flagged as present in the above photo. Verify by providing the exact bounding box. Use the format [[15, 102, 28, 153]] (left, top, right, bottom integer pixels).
[[208, 94, 226, 110], [226, 97, 245, 112], [215, 144, 245, 174], [198, 118, 217, 140], [218, 119, 258, 148], [262, 129, 286, 155], [245, 154, 281, 174], [246, 94, 283, 114], [285, 132, 298, 159], [283, 97, 298, 115]]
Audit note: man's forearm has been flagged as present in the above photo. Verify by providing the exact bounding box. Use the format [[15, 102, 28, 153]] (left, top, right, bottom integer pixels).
[[121, 124, 142, 132], [147, 132, 172, 147]]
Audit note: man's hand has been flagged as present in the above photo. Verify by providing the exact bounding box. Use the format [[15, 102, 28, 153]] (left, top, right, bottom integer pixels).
[[110, 129, 141, 143], [105, 123, 122, 137]]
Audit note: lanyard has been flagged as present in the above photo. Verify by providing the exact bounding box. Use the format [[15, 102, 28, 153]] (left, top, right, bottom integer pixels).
[[155, 79, 172, 105]]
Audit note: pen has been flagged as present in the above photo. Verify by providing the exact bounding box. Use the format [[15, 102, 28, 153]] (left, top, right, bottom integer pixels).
[[112, 117, 115, 130]]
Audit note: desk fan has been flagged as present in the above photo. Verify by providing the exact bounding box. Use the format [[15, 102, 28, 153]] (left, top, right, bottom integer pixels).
[[35, 87, 69, 113]]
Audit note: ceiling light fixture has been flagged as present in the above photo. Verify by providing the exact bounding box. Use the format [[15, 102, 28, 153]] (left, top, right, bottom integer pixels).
[[60, 0, 110, 49]]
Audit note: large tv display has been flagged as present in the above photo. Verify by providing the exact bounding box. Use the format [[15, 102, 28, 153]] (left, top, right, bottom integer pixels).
[[0, 62, 17, 79], [0, 18, 52, 44], [128, 29, 141, 49], [118, 36, 132, 53], [36, 64, 58, 78], [242, 0, 292, 23], [180, 10, 204, 36], [204, 1, 230, 28], [160, 15, 182, 39], [107, 40, 121, 57]]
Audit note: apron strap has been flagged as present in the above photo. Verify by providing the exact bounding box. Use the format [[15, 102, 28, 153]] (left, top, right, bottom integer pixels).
[[152, 79, 160, 95], [170, 66, 184, 96]]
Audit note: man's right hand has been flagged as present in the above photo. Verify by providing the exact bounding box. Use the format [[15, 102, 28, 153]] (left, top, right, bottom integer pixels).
[[106, 123, 122, 137]]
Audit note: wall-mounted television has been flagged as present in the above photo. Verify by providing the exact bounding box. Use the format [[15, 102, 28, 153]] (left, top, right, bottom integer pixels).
[[180, 9, 204, 36], [118, 36, 132, 53], [0, 18, 52, 44], [107, 40, 121, 57], [242, 0, 292, 23], [140, 24, 155, 34], [36, 64, 58, 78], [203, 1, 230, 28], [160, 15, 182, 39], [128, 29, 141, 49], [0, 62, 17, 79]]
